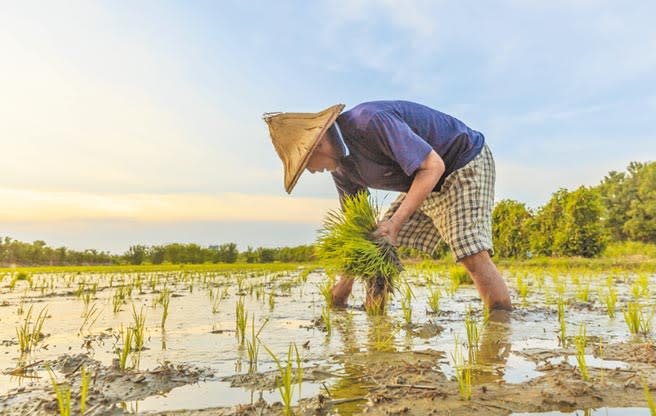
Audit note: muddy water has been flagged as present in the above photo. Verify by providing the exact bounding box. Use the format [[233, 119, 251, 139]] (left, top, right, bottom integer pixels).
[[0, 266, 655, 415]]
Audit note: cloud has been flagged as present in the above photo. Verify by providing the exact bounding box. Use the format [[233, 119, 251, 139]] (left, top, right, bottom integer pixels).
[[0, 188, 338, 224]]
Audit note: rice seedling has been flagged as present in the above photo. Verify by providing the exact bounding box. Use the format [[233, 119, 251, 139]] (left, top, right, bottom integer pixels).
[[604, 285, 617, 319], [365, 294, 386, 316], [268, 290, 276, 312], [321, 305, 332, 335], [211, 291, 221, 314], [369, 320, 398, 352], [555, 276, 567, 298], [299, 268, 311, 283], [426, 282, 441, 314], [516, 273, 528, 305], [235, 297, 247, 344], [245, 315, 267, 374], [80, 365, 88, 415], [464, 306, 479, 359], [557, 297, 566, 345], [75, 282, 86, 298], [447, 270, 461, 296], [318, 275, 335, 308], [644, 378, 656, 416], [81, 291, 92, 309], [79, 303, 101, 333], [263, 342, 298, 416], [159, 288, 171, 328], [9, 272, 32, 291], [112, 287, 125, 314], [631, 280, 643, 299], [17, 297, 25, 315], [117, 326, 133, 371], [294, 341, 303, 397], [400, 283, 413, 326], [256, 284, 265, 301], [637, 272, 650, 297], [451, 335, 472, 400], [316, 192, 403, 314], [16, 305, 48, 353], [574, 324, 589, 381], [46, 364, 72, 416], [237, 275, 245, 293], [623, 302, 654, 336], [130, 304, 147, 351], [450, 265, 472, 285], [575, 281, 590, 302]]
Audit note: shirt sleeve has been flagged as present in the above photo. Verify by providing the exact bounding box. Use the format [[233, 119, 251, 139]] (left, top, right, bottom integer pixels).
[[366, 111, 433, 177]]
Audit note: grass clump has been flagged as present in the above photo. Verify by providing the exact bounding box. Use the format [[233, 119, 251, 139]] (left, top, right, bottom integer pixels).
[[316, 192, 403, 313]]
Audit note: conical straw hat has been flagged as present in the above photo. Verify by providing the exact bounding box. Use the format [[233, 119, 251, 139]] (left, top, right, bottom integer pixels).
[[263, 104, 345, 194]]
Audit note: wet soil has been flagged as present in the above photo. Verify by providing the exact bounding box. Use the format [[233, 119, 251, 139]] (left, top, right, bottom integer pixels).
[[1, 266, 655, 415]]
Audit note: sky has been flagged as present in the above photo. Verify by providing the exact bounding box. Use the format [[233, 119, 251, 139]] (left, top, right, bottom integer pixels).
[[1, 1, 655, 253]]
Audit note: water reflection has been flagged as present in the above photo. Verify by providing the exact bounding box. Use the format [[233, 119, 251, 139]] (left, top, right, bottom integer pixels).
[[323, 310, 395, 415], [366, 314, 399, 353], [473, 310, 512, 384]]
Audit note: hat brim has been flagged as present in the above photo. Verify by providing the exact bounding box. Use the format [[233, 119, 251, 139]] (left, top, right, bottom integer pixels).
[[284, 105, 344, 193]]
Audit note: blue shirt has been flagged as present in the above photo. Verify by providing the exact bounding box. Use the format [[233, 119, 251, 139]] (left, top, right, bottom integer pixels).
[[331, 100, 485, 200]]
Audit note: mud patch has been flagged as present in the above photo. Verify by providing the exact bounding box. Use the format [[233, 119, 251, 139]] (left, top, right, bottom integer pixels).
[[0, 353, 213, 415]]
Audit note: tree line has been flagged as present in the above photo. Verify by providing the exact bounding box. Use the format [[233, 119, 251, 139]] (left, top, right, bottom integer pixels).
[[0, 238, 315, 266], [492, 161, 655, 258]]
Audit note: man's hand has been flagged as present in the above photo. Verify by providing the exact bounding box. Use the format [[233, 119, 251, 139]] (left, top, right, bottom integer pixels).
[[374, 218, 401, 246], [380, 150, 444, 243]]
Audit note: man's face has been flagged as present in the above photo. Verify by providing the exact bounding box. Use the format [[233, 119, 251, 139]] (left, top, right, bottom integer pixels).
[[306, 134, 339, 173]]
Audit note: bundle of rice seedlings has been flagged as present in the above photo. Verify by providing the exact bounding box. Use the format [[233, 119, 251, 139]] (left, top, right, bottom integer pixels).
[[316, 191, 403, 312]]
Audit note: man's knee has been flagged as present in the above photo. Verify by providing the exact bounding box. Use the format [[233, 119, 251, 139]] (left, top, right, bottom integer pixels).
[[459, 250, 492, 273]]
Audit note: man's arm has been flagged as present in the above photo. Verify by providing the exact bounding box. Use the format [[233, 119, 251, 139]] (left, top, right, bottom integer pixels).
[[376, 150, 445, 244]]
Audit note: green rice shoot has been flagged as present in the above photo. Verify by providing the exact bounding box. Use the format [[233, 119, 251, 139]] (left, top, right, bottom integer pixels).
[[316, 191, 403, 291]]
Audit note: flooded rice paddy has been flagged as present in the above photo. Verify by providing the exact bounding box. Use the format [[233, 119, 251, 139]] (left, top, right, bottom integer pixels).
[[0, 262, 655, 415]]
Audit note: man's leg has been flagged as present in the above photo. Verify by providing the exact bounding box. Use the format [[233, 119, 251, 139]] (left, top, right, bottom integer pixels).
[[331, 276, 354, 307], [460, 250, 512, 310]]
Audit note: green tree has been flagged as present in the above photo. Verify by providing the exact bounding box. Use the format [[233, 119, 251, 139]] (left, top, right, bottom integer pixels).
[[527, 188, 569, 256], [492, 199, 532, 258], [125, 245, 147, 265], [597, 169, 634, 241], [623, 162, 656, 242], [553, 186, 606, 257]]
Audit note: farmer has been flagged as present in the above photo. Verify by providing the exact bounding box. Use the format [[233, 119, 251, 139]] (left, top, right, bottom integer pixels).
[[263, 100, 512, 310]]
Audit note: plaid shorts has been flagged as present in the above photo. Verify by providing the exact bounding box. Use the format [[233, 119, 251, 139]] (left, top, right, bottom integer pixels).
[[383, 144, 495, 261]]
